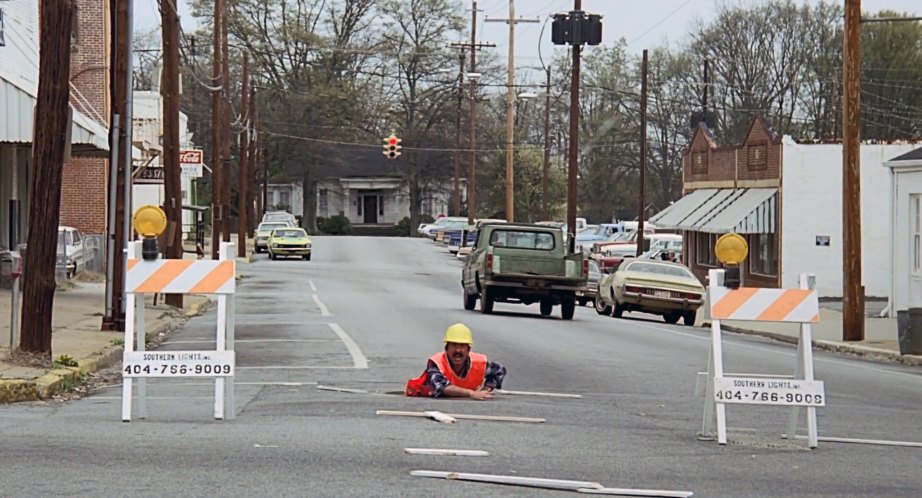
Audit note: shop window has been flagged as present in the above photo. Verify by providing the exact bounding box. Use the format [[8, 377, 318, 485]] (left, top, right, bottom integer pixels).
[[913, 195, 921, 275], [691, 152, 708, 175], [750, 233, 777, 276], [748, 144, 767, 171], [696, 233, 717, 267]]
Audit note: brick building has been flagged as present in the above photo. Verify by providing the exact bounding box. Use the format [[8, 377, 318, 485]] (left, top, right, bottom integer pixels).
[[59, 0, 110, 236], [652, 115, 921, 298]]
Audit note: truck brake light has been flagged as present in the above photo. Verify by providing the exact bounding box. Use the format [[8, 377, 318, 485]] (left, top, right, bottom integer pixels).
[[486, 253, 493, 272], [582, 258, 588, 276]]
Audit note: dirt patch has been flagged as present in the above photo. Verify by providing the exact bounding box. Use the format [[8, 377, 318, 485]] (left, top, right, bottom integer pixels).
[[74, 271, 106, 284], [7, 350, 53, 369]]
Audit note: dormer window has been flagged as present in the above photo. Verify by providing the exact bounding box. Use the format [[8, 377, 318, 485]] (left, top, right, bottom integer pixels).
[[748, 144, 767, 171], [691, 151, 708, 174]]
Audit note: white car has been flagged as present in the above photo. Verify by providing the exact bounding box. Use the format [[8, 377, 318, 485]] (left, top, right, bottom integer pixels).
[[262, 211, 298, 226], [58, 226, 88, 278], [418, 216, 468, 239], [256, 221, 294, 253]]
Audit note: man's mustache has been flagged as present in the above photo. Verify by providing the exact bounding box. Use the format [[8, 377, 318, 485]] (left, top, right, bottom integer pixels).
[[452, 352, 465, 359]]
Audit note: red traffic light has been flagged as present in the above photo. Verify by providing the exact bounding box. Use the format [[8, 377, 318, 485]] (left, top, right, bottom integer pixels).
[[389, 138, 397, 145]]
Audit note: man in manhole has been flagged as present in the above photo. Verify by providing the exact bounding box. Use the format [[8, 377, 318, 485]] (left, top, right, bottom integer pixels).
[[405, 323, 506, 400]]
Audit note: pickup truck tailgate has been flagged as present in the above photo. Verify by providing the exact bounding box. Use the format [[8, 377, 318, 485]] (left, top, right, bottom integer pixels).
[[491, 248, 584, 281]]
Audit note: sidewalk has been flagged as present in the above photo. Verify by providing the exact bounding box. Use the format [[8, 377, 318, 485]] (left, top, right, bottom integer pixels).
[[711, 307, 922, 367], [0, 236, 255, 403]]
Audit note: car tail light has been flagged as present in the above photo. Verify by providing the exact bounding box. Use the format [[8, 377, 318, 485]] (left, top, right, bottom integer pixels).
[[582, 258, 588, 276], [679, 292, 701, 300], [486, 253, 493, 272], [625, 285, 645, 294]]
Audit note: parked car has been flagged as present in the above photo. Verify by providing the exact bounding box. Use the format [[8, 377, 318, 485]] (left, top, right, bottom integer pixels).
[[591, 243, 638, 269], [431, 219, 471, 241], [576, 223, 625, 244], [419, 216, 468, 238], [576, 259, 602, 307], [461, 223, 587, 320], [595, 259, 705, 325], [256, 221, 293, 253], [57, 226, 88, 279], [267, 227, 312, 260], [262, 210, 298, 226]]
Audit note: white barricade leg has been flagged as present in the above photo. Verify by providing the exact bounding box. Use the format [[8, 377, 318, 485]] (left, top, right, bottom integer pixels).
[[802, 323, 819, 449], [225, 293, 236, 420], [712, 319, 728, 445], [214, 242, 231, 420], [136, 296, 147, 419], [121, 293, 136, 422], [785, 334, 804, 440]]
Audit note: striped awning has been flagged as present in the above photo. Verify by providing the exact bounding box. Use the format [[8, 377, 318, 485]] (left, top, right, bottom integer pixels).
[[650, 188, 777, 234]]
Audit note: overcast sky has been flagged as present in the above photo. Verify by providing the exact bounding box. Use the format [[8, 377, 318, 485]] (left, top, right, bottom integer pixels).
[[135, 0, 921, 72]]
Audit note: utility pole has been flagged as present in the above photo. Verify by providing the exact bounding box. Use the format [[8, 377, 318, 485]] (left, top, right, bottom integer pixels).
[[451, 1, 494, 225], [20, 0, 75, 354], [543, 66, 551, 221], [221, 7, 232, 243], [451, 47, 466, 217], [703, 59, 709, 115], [248, 88, 258, 237], [237, 52, 250, 258], [637, 49, 648, 257], [487, 2, 539, 223], [162, 0, 183, 307], [210, 0, 224, 259], [566, 0, 583, 239], [842, 0, 864, 341], [103, 0, 130, 331]]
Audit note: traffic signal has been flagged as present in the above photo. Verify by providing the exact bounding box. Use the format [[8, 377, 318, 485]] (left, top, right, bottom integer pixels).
[[383, 134, 402, 159], [551, 11, 602, 46]]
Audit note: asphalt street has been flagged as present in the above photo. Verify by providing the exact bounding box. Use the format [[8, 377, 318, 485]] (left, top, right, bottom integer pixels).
[[1, 236, 920, 497]]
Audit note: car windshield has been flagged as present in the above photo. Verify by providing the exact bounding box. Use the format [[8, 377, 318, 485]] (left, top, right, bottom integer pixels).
[[626, 261, 694, 278], [490, 230, 555, 250], [264, 213, 291, 221], [273, 229, 306, 238], [651, 238, 682, 251], [610, 231, 632, 242], [442, 220, 469, 229], [259, 223, 287, 232]]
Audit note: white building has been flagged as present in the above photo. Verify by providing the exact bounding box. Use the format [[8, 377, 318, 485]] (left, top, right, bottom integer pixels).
[[131, 90, 198, 236], [884, 147, 922, 316], [779, 137, 919, 298], [267, 183, 304, 216]]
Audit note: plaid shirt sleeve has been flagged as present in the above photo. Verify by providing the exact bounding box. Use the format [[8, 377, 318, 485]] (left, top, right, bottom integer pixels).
[[483, 361, 506, 390]]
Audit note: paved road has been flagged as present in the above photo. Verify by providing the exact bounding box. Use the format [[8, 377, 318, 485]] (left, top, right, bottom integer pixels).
[[1, 237, 920, 497]]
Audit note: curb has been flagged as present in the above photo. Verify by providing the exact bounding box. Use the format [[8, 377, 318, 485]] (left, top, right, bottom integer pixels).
[[0, 298, 216, 404], [718, 324, 922, 367]]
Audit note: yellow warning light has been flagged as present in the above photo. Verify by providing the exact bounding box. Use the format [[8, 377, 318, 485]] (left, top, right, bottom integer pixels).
[[133, 205, 168, 238], [715, 233, 748, 266]]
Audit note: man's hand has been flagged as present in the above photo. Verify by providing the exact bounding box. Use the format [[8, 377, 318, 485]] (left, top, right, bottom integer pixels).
[[470, 389, 493, 400]]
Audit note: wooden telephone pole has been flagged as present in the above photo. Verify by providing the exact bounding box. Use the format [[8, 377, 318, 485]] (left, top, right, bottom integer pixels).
[[842, 0, 864, 341], [566, 0, 582, 238], [237, 53, 250, 258], [487, 2, 539, 222], [542, 67, 551, 221], [451, 47, 465, 217], [162, 0, 183, 307], [20, 0, 76, 353], [637, 49, 648, 257], [210, 0, 224, 259], [221, 6, 232, 243]]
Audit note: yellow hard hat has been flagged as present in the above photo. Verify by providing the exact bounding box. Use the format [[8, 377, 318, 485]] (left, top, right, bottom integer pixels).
[[443, 323, 474, 345]]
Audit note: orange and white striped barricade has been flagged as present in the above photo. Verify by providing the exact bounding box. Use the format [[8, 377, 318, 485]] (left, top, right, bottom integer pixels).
[[121, 242, 236, 422], [700, 269, 825, 448]]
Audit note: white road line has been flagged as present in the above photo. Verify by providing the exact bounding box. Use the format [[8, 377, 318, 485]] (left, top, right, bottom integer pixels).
[[628, 320, 922, 381], [309, 280, 318, 292], [101, 381, 319, 389], [235, 321, 332, 326], [313, 294, 331, 316], [162, 339, 337, 345], [330, 322, 369, 369]]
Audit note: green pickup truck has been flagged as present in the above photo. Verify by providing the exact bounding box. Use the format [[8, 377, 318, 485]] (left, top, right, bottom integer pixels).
[[461, 223, 588, 320]]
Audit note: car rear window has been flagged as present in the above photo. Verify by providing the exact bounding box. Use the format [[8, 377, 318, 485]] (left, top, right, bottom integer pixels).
[[626, 261, 694, 278], [490, 230, 555, 250], [259, 223, 287, 231]]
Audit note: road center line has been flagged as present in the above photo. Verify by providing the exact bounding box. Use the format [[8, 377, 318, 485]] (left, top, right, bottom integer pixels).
[[309, 280, 318, 292], [330, 322, 369, 369], [313, 294, 331, 316]]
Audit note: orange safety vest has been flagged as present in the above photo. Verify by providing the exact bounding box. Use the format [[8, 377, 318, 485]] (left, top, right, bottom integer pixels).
[[405, 352, 488, 397]]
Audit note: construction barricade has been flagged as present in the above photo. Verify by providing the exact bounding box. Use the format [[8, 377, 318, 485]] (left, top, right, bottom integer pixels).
[[699, 269, 825, 448]]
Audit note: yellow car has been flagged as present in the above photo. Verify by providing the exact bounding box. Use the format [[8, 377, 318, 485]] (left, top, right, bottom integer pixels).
[[267, 228, 312, 261]]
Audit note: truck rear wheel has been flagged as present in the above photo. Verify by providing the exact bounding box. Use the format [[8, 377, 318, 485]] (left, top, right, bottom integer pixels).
[[540, 300, 553, 316], [463, 289, 477, 311], [480, 287, 494, 314], [561, 297, 576, 320]]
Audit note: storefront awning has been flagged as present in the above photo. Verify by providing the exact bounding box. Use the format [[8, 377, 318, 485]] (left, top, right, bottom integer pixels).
[[651, 188, 777, 234], [0, 77, 109, 155]]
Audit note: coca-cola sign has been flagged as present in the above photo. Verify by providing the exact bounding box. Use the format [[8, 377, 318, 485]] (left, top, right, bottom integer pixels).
[[179, 149, 204, 165]]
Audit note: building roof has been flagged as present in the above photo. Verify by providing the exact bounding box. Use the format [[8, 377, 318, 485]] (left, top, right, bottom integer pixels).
[[283, 144, 451, 181], [889, 147, 922, 163]]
